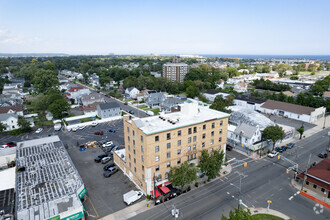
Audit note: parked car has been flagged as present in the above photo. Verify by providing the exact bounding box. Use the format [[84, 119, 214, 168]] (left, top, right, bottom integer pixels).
[[78, 125, 86, 130], [109, 129, 116, 133], [35, 128, 43, 133], [128, 110, 134, 114], [101, 156, 112, 164], [91, 121, 98, 127], [102, 141, 114, 148], [124, 102, 128, 105], [94, 153, 108, 163], [105, 145, 116, 153], [54, 123, 62, 131], [280, 146, 288, 151], [94, 131, 104, 135], [72, 127, 78, 132], [104, 166, 118, 177], [275, 147, 283, 153], [287, 143, 295, 149], [318, 152, 328, 158], [103, 163, 115, 171], [110, 146, 119, 154], [99, 139, 111, 145], [5, 142, 16, 147], [268, 151, 279, 158], [123, 190, 143, 205], [0, 145, 8, 150], [226, 145, 233, 151]]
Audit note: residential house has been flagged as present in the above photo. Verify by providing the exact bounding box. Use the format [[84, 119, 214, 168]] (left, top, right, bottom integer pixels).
[[3, 83, 22, 90], [0, 113, 18, 131], [234, 82, 248, 93], [59, 82, 76, 92], [238, 69, 250, 74], [80, 93, 105, 106], [0, 105, 24, 116], [97, 102, 121, 119], [146, 92, 166, 108], [150, 72, 161, 78], [203, 90, 230, 102], [176, 94, 187, 101], [216, 80, 225, 89], [227, 123, 262, 153], [0, 94, 23, 106], [83, 102, 105, 114], [259, 100, 326, 123], [323, 91, 330, 100], [233, 95, 266, 111], [65, 87, 91, 104], [160, 97, 183, 113], [125, 87, 140, 99], [89, 73, 100, 87], [76, 73, 84, 80]]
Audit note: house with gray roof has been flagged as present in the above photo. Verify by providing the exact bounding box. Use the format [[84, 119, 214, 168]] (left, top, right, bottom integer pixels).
[[97, 102, 121, 119], [160, 97, 183, 112], [125, 87, 140, 99], [146, 92, 166, 108], [81, 92, 105, 106], [0, 113, 19, 131]]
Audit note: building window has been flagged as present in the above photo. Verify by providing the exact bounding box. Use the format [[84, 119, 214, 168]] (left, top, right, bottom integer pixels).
[[141, 136, 143, 142], [156, 165, 159, 171], [321, 188, 325, 192], [188, 128, 192, 134], [128, 145, 130, 151], [133, 149, 136, 155], [167, 133, 171, 140], [211, 131, 214, 136], [211, 140, 214, 145], [155, 136, 159, 142], [129, 162, 131, 168], [177, 140, 181, 146], [134, 167, 136, 172], [188, 146, 191, 152], [133, 130, 135, 136], [193, 145, 196, 150], [127, 127, 129, 132], [134, 158, 136, 163], [129, 154, 131, 159], [128, 136, 130, 142], [142, 174, 144, 180], [166, 143, 171, 149], [202, 133, 206, 139], [220, 120, 223, 126], [142, 165, 144, 171], [167, 162, 171, 168], [177, 158, 181, 164], [193, 136, 196, 142], [178, 130, 181, 136], [141, 145, 144, 153], [313, 184, 317, 189], [219, 129, 222, 134], [212, 122, 215, 128], [165, 173, 169, 179], [202, 142, 205, 148], [306, 181, 309, 185], [194, 153, 196, 159], [218, 145, 221, 150], [203, 124, 206, 130], [210, 148, 213, 153], [141, 156, 144, 162], [155, 146, 159, 152], [177, 149, 181, 155], [167, 152, 171, 158], [133, 140, 135, 146], [219, 137, 222, 142], [155, 156, 159, 162], [188, 137, 191, 143], [193, 127, 197, 133]]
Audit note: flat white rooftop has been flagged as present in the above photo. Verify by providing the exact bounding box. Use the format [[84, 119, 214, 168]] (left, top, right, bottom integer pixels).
[[0, 167, 16, 191], [15, 136, 84, 220], [131, 102, 230, 135]]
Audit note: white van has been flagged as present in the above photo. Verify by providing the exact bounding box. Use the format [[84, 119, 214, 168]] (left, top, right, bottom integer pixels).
[[54, 123, 62, 131]]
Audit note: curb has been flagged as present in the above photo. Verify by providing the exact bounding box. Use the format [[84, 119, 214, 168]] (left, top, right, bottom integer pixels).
[[300, 191, 330, 209], [249, 207, 291, 220]]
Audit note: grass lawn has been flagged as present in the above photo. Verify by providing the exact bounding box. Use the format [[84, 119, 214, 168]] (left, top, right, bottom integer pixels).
[[80, 117, 93, 123], [252, 214, 284, 220], [151, 108, 160, 115], [138, 106, 150, 111]]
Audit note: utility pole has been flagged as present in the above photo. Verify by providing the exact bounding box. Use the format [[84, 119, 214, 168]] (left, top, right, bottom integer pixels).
[[301, 153, 312, 191], [230, 171, 247, 209]]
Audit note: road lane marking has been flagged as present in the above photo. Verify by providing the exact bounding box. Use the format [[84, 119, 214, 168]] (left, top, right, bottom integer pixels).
[[241, 202, 248, 208], [289, 196, 293, 200], [227, 192, 230, 194], [227, 158, 236, 163]]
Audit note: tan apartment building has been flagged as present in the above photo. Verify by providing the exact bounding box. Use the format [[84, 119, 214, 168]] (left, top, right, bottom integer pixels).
[[162, 63, 189, 83], [113, 102, 230, 195]]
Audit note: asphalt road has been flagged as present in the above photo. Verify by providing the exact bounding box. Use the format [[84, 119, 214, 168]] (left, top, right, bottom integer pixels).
[[131, 129, 330, 220]]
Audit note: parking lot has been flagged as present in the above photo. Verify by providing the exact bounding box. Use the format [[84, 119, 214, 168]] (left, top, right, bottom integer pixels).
[[0, 119, 142, 219]]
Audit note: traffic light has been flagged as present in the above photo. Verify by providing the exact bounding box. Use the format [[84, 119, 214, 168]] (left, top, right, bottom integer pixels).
[[244, 162, 247, 167], [286, 169, 289, 174], [277, 155, 280, 160]]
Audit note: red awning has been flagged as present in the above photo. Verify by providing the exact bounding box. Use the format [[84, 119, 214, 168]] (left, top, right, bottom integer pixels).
[[160, 186, 171, 194], [150, 189, 161, 198], [164, 181, 171, 186]]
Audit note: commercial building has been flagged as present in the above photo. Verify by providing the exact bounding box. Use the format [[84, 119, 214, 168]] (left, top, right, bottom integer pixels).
[[203, 90, 230, 102], [113, 102, 230, 195], [259, 100, 326, 123], [15, 136, 86, 220], [233, 95, 266, 111], [162, 63, 189, 83]]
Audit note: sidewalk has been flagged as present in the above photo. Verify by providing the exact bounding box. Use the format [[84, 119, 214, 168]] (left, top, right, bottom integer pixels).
[[100, 164, 233, 220], [291, 179, 330, 209], [248, 207, 291, 220]]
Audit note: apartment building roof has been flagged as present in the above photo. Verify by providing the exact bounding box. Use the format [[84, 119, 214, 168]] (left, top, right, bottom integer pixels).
[[163, 63, 188, 67], [131, 102, 230, 135], [15, 136, 84, 220]]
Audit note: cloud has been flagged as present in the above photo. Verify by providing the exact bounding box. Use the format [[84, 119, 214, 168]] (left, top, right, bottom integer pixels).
[[0, 28, 40, 45]]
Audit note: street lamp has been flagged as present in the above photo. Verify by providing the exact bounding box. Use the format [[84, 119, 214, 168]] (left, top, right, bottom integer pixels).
[[230, 171, 247, 209]]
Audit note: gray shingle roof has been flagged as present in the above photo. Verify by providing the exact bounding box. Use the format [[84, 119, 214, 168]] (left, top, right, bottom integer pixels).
[[0, 113, 18, 121], [234, 123, 258, 139], [98, 102, 120, 110], [261, 100, 315, 115]]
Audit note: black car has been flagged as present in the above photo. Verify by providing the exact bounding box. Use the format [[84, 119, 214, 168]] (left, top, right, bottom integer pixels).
[[94, 153, 108, 163], [105, 145, 116, 153], [280, 146, 288, 151], [103, 163, 115, 171], [103, 166, 118, 177], [318, 152, 328, 158], [226, 145, 233, 151], [128, 110, 134, 114], [275, 147, 283, 153], [287, 143, 295, 149]]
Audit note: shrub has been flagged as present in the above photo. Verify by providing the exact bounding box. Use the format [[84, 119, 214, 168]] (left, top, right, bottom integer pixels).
[[10, 129, 22, 135], [223, 171, 227, 174], [204, 180, 207, 184], [195, 182, 199, 187], [187, 186, 191, 191], [146, 195, 150, 200]]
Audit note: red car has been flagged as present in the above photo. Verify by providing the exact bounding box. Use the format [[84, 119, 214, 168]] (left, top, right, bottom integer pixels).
[[6, 142, 17, 147], [94, 131, 104, 135]]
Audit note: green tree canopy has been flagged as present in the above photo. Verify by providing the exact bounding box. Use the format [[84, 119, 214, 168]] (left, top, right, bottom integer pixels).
[[198, 149, 224, 180], [48, 98, 70, 119], [210, 95, 234, 113], [221, 208, 253, 220], [296, 126, 305, 140], [18, 116, 31, 132], [168, 161, 198, 190], [262, 125, 285, 150], [32, 69, 60, 94]]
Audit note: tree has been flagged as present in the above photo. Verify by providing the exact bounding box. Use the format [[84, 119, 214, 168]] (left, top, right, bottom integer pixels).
[[262, 125, 285, 150], [32, 69, 59, 94], [186, 85, 199, 98], [168, 161, 198, 190], [0, 122, 6, 132], [18, 116, 31, 132], [198, 149, 224, 180], [48, 98, 70, 119], [296, 126, 304, 139], [210, 95, 233, 113], [221, 208, 253, 220]]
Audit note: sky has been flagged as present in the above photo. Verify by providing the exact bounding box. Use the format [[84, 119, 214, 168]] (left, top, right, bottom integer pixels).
[[0, 0, 330, 55]]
